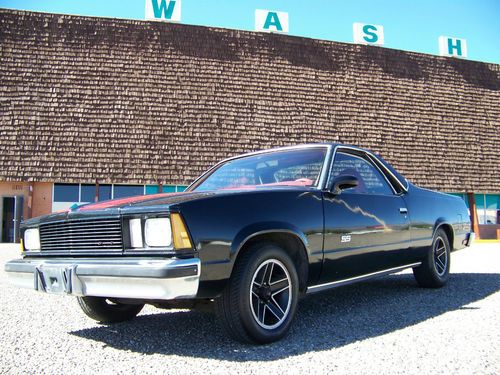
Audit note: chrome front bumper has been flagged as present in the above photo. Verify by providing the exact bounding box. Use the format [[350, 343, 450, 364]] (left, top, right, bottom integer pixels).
[[4, 257, 200, 300]]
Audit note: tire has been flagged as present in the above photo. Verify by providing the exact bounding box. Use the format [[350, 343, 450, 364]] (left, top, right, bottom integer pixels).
[[216, 243, 299, 344], [413, 228, 451, 288], [77, 296, 144, 323]]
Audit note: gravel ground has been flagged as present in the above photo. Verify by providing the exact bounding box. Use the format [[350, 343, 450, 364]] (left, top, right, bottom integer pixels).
[[0, 242, 498, 375]]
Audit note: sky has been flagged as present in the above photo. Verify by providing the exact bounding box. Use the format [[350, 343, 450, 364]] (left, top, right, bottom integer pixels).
[[0, 0, 499, 64]]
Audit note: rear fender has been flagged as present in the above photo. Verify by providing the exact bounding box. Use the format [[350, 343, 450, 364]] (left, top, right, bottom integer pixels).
[[433, 218, 455, 249]]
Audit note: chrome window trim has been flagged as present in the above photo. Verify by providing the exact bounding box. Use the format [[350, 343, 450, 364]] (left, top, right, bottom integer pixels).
[[187, 144, 334, 192], [367, 153, 409, 192], [366, 154, 399, 195], [327, 145, 409, 194]]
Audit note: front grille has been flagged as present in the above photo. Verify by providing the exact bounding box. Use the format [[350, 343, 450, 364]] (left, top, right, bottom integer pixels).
[[39, 218, 123, 253]]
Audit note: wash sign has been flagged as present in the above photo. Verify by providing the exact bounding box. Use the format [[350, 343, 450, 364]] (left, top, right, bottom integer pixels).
[[145, 0, 181, 22], [438, 36, 467, 58], [255, 10, 289, 33], [353, 23, 384, 45]]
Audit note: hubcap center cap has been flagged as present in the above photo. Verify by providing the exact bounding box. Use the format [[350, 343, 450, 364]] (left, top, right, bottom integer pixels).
[[259, 287, 272, 301]]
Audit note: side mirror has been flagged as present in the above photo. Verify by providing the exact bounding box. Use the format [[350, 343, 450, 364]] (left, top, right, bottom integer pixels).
[[331, 175, 359, 194]]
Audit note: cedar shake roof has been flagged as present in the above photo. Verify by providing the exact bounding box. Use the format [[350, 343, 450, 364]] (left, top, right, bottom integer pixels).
[[0, 9, 499, 192]]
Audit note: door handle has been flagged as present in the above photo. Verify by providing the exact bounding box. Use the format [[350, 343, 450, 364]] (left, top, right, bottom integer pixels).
[[399, 207, 408, 214]]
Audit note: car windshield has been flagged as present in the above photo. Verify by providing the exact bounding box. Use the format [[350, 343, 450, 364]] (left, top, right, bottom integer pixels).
[[191, 147, 328, 192]]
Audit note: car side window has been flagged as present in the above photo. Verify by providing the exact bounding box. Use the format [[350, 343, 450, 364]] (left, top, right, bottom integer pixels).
[[329, 152, 394, 195]]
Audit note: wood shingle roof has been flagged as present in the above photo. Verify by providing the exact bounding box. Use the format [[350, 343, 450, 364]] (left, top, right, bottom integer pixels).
[[0, 10, 499, 192]]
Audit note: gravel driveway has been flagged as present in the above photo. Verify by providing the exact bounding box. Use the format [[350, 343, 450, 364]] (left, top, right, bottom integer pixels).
[[0, 243, 498, 374]]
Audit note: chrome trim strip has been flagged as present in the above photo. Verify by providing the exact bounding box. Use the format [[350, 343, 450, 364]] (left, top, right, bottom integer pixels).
[[366, 153, 399, 195], [318, 144, 334, 190], [306, 262, 422, 294], [5, 257, 201, 300], [367, 152, 409, 192]]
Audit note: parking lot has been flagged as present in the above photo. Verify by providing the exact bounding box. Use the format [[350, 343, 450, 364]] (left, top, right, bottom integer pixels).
[[0, 242, 498, 374]]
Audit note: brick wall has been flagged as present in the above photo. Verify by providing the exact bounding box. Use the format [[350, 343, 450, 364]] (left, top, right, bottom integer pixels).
[[0, 10, 499, 192]]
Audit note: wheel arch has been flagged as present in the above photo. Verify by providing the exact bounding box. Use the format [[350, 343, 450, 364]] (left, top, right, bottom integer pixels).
[[434, 219, 454, 250], [231, 226, 310, 293]]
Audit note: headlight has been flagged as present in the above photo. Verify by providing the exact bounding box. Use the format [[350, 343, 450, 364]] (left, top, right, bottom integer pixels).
[[144, 218, 172, 247], [24, 228, 41, 251]]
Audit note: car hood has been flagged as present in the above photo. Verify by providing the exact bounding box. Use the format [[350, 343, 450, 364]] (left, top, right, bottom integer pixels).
[[76, 191, 213, 211], [22, 185, 315, 226], [21, 191, 215, 226]]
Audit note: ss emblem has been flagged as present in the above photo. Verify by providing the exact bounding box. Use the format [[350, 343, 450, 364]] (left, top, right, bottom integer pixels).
[[341, 235, 351, 243]]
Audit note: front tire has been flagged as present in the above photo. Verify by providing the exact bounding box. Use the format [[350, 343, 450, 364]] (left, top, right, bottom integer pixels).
[[77, 296, 144, 323], [216, 243, 299, 344], [413, 228, 451, 288]]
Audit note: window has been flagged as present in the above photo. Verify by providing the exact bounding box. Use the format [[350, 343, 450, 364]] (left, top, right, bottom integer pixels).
[[80, 184, 112, 202], [485, 194, 500, 225], [54, 184, 79, 202], [145, 185, 159, 195], [476, 194, 500, 225], [113, 185, 144, 199], [329, 152, 393, 195], [163, 185, 176, 193], [199, 165, 256, 191], [52, 183, 187, 212], [99, 184, 112, 201], [274, 163, 323, 184], [193, 148, 327, 192], [81, 184, 96, 203]]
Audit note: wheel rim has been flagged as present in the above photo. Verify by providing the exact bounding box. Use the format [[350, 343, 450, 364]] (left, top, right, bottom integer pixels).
[[433, 237, 448, 276], [249, 259, 292, 330]]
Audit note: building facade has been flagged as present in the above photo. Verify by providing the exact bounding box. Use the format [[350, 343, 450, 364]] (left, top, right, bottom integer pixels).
[[0, 9, 499, 240]]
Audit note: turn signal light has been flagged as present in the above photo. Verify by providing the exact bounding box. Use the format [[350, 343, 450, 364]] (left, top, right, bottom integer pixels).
[[170, 213, 193, 250]]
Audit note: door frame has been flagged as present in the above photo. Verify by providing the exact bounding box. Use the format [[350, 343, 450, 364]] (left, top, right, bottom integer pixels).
[[1, 195, 24, 243]]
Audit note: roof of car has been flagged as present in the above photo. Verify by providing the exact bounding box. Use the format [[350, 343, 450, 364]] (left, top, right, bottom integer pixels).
[[216, 143, 409, 192]]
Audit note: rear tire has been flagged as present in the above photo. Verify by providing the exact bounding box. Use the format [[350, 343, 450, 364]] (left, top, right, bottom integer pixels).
[[77, 296, 144, 323], [216, 243, 299, 344], [413, 228, 451, 288]]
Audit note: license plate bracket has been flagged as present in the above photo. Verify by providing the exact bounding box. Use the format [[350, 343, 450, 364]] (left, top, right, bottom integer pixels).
[[35, 265, 73, 295]]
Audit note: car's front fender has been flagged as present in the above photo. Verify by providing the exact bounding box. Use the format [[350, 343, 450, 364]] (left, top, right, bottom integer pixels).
[[231, 221, 310, 259]]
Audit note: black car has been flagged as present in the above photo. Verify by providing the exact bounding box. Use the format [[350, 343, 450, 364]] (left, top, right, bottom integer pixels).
[[5, 144, 473, 343]]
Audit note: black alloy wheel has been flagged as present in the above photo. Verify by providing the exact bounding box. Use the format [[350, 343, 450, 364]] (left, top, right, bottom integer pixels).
[[250, 258, 293, 330], [413, 228, 451, 288], [433, 236, 449, 277], [216, 243, 299, 344]]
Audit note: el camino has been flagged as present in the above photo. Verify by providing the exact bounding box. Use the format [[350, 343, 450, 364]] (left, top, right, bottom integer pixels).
[[5, 144, 473, 343]]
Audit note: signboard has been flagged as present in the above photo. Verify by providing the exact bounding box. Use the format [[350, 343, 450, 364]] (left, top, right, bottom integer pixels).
[[145, 0, 181, 22], [255, 9, 289, 33], [141, 4, 471, 60], [438, 36, 467, 58], [353, 23, 384, 46]]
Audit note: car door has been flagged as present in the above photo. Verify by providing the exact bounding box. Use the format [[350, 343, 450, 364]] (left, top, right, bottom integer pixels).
[[320, 149, 411, 283]]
